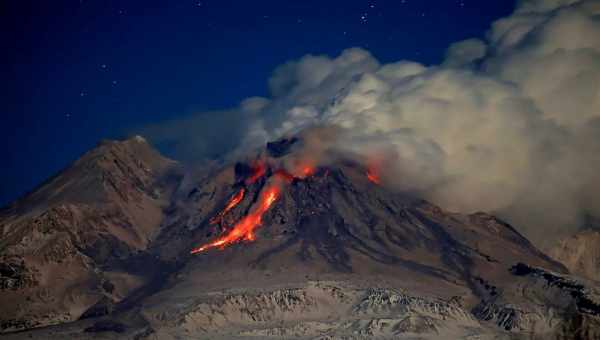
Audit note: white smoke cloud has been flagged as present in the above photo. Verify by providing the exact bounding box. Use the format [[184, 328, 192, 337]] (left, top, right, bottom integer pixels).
[[143, 0, 600, 246]]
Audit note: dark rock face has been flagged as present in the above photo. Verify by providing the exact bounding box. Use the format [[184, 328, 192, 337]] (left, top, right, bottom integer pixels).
[[511, 263, 600, 316], [266, 137, 298, 158], [79, 297, 115, 319], [0, 261, 36, 290], [470, 263, 600, 338], [234, 162, 255, 179], [84, 320, 126, 333]]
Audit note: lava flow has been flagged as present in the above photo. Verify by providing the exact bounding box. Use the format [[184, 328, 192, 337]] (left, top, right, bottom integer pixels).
[[367, 167, 381, 185], [245, 162, 266, 184], [190, 185, 281, 254], [209, 188, 245, 225], [191, 158, 318, 254]]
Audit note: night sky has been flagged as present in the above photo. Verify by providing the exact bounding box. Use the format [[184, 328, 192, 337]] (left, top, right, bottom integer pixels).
[[1, 0, 515, 206]]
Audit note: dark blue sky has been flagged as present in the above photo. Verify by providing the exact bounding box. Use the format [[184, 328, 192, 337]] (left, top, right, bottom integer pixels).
[[1, 0, 515, 206]]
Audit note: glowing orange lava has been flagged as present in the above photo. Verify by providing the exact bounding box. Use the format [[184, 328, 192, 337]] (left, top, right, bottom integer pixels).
[[367, 168, 381, 185], [191, 185, 280, 254], [301, 166, 315, 177], [273, 169, 295, 183], [273, 165, 315, 183], [209, 188, 246, 225], [246, 162, 266, 184]]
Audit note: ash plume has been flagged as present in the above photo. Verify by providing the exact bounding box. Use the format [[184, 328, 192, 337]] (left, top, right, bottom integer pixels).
[[140, 0, 600, 247]]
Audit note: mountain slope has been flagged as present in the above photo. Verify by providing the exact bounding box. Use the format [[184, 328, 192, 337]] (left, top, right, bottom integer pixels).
[[1, 135, 599, 339], [132, 156, 578, 339], [549, 230, 600, 283], [0, 136, 182, 331]]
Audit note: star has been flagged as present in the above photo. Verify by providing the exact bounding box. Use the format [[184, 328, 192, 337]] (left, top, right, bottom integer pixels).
[[101, 64, 107, 69]]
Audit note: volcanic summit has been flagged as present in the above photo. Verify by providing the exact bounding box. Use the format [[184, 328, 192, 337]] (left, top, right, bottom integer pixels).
[[1, 135, 599, 340]]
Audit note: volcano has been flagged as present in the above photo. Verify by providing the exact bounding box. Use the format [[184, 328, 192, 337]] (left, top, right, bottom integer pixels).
[[1, 136, 600, 340]]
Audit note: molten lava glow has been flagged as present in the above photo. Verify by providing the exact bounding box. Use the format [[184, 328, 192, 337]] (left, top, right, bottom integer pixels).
[[209, 188, 245, 225], [367, 168, 381, 185], [273, 169, 295, 183], [273, 165, 315, 183], [190, 185, 280, 254], [301, 166, 315, 177], [246, 162, 266, 184]]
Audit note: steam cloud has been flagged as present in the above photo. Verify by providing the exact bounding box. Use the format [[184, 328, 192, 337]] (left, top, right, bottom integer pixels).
[[142, 0, 600, 247]]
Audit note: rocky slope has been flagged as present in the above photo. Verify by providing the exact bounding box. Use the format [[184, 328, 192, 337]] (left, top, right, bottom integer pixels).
[[4, 269, 600, 339], [0, 136, 182, 331], [1, 135, 599, 339], [549, 230, 600, 283]]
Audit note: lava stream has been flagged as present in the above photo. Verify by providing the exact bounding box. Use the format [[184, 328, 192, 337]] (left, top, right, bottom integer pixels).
[[367, 168, 381, 185], [209, 188, 245, 225], [191, 185, 280, 254], [245, 162, 266, 184]]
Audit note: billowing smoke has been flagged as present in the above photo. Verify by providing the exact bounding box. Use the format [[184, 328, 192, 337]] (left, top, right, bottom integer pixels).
[[141, 0, 600, 247]]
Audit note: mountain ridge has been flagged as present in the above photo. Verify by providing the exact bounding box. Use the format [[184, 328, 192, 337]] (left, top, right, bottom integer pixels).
[[0, 135, 597, 340]]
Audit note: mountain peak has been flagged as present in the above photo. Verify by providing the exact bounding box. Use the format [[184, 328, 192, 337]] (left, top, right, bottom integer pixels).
[[5, 135, 178, 213], [0, 137, 183, 333], [97, 134, 148, 148], [131, 134, 147, 143]]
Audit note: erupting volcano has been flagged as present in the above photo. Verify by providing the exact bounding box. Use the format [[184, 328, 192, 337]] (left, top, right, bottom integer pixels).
[[2, 135, 597, 340], [192, 155, 382, 255], [191, 157, 320, 254], [190, 184, 280, 254]]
